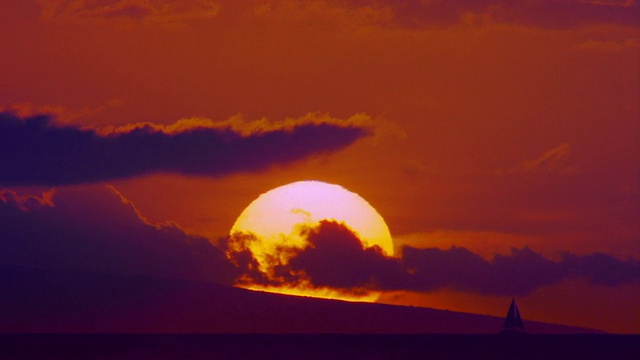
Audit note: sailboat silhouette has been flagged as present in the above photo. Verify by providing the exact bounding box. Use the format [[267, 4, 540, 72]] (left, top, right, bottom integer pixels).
[[501, 298, 526, 333]]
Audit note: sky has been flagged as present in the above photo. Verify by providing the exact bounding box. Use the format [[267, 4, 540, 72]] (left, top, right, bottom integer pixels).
[[1, 0, 638, 333]]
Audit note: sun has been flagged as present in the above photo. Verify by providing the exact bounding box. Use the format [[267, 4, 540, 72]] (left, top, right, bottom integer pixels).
[[230, 180, 393, 302]]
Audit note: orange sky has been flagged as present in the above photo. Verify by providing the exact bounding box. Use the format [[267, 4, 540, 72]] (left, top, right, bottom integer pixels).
[[1, 0, 638, 333]]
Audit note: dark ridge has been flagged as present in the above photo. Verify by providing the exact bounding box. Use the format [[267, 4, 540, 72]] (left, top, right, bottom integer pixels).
[[0, 266, 600, 334]]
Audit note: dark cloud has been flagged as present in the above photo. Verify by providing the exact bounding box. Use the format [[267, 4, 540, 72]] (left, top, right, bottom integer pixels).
[[277, 221, 405, 289], [341, 0, 639, 28], [3, 188, 637, 297], [0, 186, 238, 284], [562, 252, 640, 286], [401, 246, 566, 295], [219, 232, 271, 285], [0, 112, 370, 186], [227, 221, 640, 296]]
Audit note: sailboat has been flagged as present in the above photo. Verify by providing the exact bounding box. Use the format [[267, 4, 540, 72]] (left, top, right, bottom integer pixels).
[[501, 298, 526, 334]]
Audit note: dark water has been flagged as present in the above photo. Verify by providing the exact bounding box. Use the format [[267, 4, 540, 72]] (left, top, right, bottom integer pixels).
[[1, 334, 638, 359]]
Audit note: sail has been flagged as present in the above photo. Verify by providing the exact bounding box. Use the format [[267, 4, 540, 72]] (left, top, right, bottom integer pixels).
[[501, 298, 526, 333]]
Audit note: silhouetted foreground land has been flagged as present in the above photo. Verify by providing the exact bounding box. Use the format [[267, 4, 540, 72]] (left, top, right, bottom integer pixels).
[[1, 334, 638, 359], [0, 267, 596, 334]]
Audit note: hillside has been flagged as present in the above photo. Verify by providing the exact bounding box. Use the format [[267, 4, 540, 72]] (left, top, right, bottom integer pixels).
[[0, 267, 598, 334]]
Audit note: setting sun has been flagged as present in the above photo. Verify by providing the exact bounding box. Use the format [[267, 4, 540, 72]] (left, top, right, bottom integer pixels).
[[230, 180, 394, 301]]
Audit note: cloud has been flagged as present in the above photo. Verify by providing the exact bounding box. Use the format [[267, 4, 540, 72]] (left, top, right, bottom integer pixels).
[[0, 186, 238, 284], [250, 0, 392, 28], [562, 252, 640, 286], [38, 0, 221, 25], [0, 188, 55, 211], [331, 0, 640, 28], [0, 100, 125, 125], [3, 192, 637, 298], [40, 1, 639, 28], [513, 143, 576, 174], [277, 221, 404, 289], [0, 112, 371, 186], [226, 221, 640, 296], [401, 246, 567, 295], [576, 38, 640, 52]]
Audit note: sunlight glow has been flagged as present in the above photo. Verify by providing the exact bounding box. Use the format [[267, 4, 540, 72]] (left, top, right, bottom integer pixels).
[[230, 180, 394, 302]]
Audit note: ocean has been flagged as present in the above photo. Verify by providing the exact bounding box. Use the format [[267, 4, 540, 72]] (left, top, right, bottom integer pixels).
[[1, 334, 638, 359]]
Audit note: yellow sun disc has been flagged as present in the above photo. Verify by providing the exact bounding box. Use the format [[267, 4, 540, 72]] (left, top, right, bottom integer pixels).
[[230, 180, 394, 301]]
